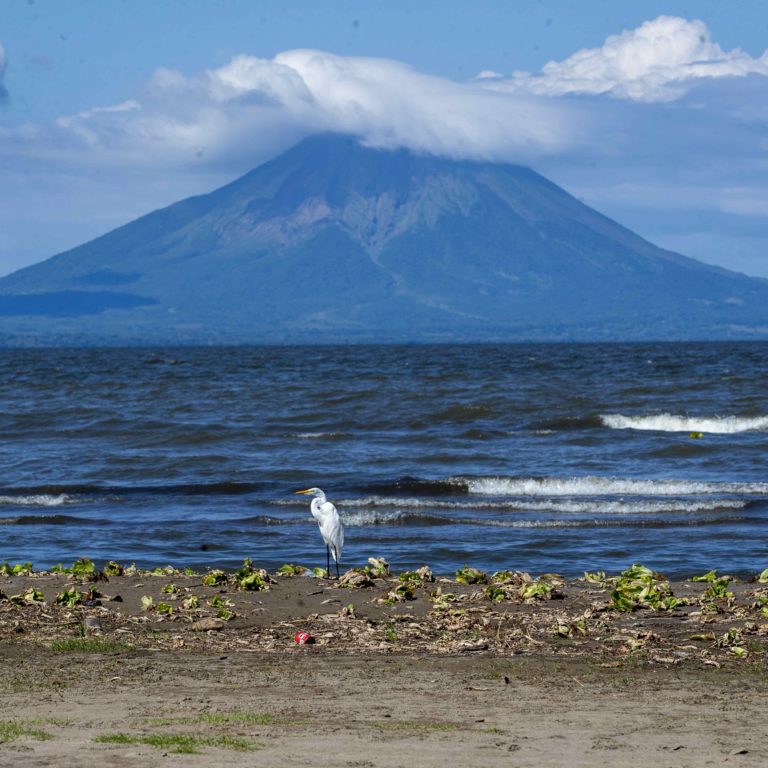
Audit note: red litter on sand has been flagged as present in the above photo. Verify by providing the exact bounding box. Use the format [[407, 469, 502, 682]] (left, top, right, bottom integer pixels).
[[294, 631, 314, 645]]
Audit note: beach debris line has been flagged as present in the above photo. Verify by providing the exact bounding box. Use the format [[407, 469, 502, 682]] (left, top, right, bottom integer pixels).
[[0, 559, 767, 664]]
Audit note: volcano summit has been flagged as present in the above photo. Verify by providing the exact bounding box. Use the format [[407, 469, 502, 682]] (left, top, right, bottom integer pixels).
[[2, 134, 767, 344]]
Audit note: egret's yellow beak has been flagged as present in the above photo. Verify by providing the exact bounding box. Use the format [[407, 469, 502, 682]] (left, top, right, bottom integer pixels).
[[294, 489, 311, 495]]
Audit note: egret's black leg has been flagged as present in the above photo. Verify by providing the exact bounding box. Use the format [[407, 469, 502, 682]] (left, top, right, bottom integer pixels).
[[326, 546, 330, 579], [336, 558, 340, 579]]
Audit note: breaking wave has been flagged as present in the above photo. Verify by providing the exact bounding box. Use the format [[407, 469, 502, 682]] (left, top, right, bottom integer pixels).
[[250, 509, 744, 530], [600, 413, 768, 434], [0, 494, 71, 507], [285, 495, 748, 515], [465, 476, 768, 496]]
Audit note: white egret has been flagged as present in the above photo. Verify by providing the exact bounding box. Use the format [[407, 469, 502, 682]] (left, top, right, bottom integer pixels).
[[294, 487, 344, 578]]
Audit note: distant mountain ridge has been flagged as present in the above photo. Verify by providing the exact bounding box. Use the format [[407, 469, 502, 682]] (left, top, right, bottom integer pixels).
[[1, 133, 767, 344]]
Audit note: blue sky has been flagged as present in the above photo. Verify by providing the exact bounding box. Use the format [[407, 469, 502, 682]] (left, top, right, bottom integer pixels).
[[1, 1, 767, 277]]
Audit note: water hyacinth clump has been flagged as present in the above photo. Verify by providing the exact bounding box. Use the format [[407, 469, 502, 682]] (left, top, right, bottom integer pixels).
[[610, 564, 686, 612]]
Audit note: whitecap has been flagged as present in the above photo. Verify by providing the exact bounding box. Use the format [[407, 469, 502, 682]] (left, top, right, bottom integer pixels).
[[465, 476, 768, 497], [0, 494, 70, 507], [600, 413, 768, 434], [292, 432, 347, 439]]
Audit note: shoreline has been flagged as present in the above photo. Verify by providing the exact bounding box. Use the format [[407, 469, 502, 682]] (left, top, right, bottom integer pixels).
[[1, 560, 767, 765], [1, 559, 766, 662]]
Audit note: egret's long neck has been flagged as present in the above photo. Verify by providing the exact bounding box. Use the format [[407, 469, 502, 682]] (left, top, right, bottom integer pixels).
[[310, 497, 324, 517]]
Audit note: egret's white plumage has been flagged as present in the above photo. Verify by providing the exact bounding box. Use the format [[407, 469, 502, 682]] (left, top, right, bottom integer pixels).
[[295, 487, 344, 577]]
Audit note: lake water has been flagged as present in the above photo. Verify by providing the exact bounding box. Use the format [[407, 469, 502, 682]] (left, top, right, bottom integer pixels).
[[1, 343, 766, 578]]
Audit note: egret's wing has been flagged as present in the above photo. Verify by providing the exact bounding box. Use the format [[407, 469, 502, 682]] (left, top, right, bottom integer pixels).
[[319, 501, 344, 563], [319, 500, 337, 518]]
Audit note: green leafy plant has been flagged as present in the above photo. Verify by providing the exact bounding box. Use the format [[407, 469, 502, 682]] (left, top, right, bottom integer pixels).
[[70, 558, 96, 578], [455, 566, 488, 585], [429, 587, 458, 611], [209, 595, 233, 609], [693, 570, 734, 600], [240, 573, 266, 591], [554, 618, 586, 638], [399, 566, 435, 585], [103, 561, 124, 576], [384, 583, 415, 603], [756, 568, 768, 584], [54, 589, 83, 609], [233, 559, 272, 591], [276, 563, 306, 576], [520, 580, 555, 600], [365, 557, 390, 578], [151, 566, 178, 576], [0, 561, 34, 576], [155, 602, 173, 616], [610, 564, 684, 612], [491, 570, 521, 585], [201, 569, 228, 587], [140, 595, 154, 611], [162, 582, 181, 595], [181, 594, 199, 610], [716, 627, 745, 653], [10, 589, 45, 605], [484, 585, 507, 603]]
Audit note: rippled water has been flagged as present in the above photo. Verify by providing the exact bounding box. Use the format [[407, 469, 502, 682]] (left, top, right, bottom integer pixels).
[[0, 343, 766, 577]]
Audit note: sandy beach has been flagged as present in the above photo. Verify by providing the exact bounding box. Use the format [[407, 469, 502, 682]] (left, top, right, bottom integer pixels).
[[1, 561, 767, 766]]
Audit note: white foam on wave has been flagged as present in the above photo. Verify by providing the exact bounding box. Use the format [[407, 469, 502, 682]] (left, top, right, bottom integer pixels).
[[601, 413, 768, 434], [466, 476, 768, 497], [0, 494, 70, 507], [504, 499, 746, 515], [340, 510, 407, 526], [292, 432, 347, 439], [339, 495, 747, 515], [333, 498, 745, 524], [275, 490, 757, 516]]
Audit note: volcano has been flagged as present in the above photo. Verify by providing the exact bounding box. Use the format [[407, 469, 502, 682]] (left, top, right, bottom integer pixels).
[[2, 134, 767, 344]]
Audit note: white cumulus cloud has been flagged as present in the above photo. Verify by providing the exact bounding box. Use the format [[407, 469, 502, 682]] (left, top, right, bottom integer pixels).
[[485, 16, 768, 102]]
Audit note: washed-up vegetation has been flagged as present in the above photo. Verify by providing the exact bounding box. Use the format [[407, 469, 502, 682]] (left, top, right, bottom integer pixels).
[[0, 559, 766, 667]]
